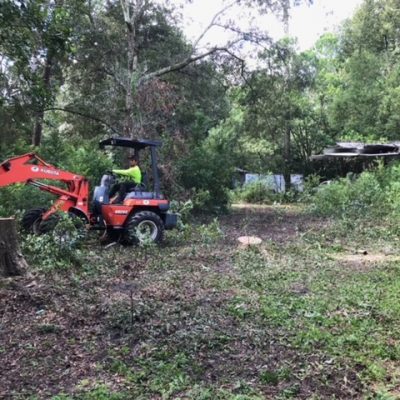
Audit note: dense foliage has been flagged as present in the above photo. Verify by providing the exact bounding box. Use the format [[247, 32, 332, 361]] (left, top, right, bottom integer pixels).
[[1, 0, 400, 212]]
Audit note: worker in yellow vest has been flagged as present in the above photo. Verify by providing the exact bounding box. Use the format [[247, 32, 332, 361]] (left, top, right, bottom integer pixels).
[[109, 155, 142, 203]]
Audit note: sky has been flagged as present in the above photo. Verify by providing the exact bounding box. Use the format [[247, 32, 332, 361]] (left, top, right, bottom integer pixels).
[[176, 0, 364, 51]]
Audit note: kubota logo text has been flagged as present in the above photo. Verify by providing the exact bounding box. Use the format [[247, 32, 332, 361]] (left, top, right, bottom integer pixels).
[[31, 166, 60, 176]]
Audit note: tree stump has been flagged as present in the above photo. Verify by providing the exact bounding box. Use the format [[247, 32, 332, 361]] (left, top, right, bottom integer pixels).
[[0, 218, 28, 277], [237, 236, 262, 249]]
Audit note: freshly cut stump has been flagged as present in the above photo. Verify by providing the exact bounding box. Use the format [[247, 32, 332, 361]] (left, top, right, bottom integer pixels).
[[237, 236, 262, 248], [0, 218, 28, 277]]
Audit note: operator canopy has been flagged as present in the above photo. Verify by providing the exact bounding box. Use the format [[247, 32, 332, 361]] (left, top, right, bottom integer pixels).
[[99, 137, 162, 150]]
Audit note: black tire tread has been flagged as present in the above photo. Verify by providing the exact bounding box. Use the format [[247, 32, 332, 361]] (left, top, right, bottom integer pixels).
[[124, 211, 164, 245], [38, 213, 60, 234], [21, 207, 46, 232]]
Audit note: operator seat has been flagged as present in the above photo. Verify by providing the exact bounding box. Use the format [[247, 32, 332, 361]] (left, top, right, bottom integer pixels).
[[124, 191, 155, 200], [92, 174, 114, 214], [123, 171, 155, 200]]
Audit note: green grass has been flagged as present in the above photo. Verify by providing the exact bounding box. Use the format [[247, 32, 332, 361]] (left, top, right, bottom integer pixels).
[[5, 205, 400, 399]]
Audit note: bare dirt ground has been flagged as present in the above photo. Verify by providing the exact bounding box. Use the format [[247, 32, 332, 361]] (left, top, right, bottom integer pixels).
[[0, 205, 382, 399]]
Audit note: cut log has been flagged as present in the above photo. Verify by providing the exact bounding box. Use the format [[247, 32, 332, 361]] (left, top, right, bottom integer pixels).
[[0, 218, 28, 277]]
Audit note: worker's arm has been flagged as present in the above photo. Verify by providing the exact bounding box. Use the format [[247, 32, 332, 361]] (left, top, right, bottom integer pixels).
[[112, 168, 132, 177], [112, 166, 141, 183]]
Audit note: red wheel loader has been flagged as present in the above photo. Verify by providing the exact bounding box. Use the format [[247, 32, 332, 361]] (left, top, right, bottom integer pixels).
[[0, 137, 177, 244]]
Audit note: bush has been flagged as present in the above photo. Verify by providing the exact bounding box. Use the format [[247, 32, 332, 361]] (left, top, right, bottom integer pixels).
[[233, 181, 301, 204], [0, 185, 53, 218], [299, 174, 322, 202], [40, 133, 113, 188], [178, 146, 234, 213], [234, 182, 276, 204], [308, 163, 400, 220]]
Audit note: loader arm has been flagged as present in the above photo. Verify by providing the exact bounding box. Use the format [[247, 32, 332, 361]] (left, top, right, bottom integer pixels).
[[0, 153, 90, 219]]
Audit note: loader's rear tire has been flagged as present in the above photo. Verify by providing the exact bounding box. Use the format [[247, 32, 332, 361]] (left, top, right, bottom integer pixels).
[[21, 207, 46, 232], [122, 211, 164, 245]]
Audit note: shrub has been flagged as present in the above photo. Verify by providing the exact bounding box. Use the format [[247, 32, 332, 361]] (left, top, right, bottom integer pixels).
[[40, 133, 113, 188], [308, 164, 399, 220], [178, 146, 234, 213], [234, 181, 301, 204], [0, 185, 52, 218], [234, 182, 276, 204], [299, 174, 322, 202]]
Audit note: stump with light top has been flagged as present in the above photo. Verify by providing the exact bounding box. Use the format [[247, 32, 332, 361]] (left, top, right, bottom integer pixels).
[[237, 236, 262, 248]]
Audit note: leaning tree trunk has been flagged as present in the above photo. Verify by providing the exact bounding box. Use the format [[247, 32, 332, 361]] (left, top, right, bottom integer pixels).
[[0, 218, 28, 277]]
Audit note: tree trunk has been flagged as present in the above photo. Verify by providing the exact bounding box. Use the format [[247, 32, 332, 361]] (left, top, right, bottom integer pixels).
[[125, 29, 136, 138], [283, 127, 291, 191], [0, 218, 28, 277], [32, 108, 45, 147], [121, 0, 139, 139], [32, 56, 52, 147], [282, 0, 291, 192]]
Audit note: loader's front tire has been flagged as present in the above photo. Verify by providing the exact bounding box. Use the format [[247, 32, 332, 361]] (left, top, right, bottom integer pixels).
[[122, 211, 164, 245], [39, 212, 86, 247], [21, 208, 59, 235], [37, 213, 60, 234], [21, 207, 46, 232]]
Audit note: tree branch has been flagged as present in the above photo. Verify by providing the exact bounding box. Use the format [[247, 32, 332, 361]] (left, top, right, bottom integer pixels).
[[138, 37, 245, 86], [87, 0, 95, 26], [213, 23, 272, 49], [138, 47, 221, 85], [219, 48, 252, 86], [120, 0, 133, 32], [192, 1, 236, 50], [43, 107, 118, 133]]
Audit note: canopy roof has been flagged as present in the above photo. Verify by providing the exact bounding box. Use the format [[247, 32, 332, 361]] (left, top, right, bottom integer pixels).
[[311, 142, 400, 160], [99, 137, 162, 150]]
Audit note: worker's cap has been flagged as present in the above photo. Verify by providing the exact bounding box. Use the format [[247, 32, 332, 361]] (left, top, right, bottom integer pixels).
[[128, 155, 138, 161]]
